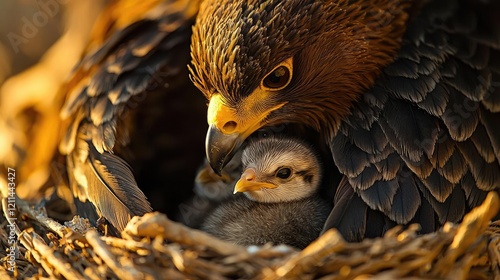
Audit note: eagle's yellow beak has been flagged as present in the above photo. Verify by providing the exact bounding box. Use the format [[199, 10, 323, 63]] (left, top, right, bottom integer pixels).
[[205, 93, 285, 175]]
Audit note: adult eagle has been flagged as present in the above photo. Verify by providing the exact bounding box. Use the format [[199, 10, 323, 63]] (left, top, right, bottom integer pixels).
[[191, 0, 500, 240], [61, 0, 500, 240]]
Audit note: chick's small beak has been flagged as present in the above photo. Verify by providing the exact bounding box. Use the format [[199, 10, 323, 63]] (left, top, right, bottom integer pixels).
[[233, 168, 277, 194], [195, 162, 232, 184]]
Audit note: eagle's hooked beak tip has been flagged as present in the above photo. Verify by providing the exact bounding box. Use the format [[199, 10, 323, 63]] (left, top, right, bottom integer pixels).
[[205, 124, 243, 176]]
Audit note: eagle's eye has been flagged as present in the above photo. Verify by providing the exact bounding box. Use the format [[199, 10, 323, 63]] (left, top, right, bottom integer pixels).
[[275, 167, 292, 179], [263, 66, 291, 89], [261, 57, 293, 91]]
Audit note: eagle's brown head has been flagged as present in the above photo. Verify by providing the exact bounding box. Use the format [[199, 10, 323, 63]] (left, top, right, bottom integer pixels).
[[190, 0, 410, 174]]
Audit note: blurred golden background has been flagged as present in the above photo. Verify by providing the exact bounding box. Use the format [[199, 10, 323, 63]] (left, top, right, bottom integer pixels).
[[0, 0, 106, 203]]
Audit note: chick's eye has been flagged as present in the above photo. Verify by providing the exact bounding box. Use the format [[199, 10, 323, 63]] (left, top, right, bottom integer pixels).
[[276, 167, 292, 179], [263, 66, 291, 89]]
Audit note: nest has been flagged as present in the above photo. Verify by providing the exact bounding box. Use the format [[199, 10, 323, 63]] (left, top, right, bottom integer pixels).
[[1, 189, 500, 280]]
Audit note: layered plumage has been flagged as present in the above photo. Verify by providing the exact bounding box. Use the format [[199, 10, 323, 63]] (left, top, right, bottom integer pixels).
[[202, 136, 330, 248], [60, 0, 500, 239], [59, 0, 206, 233]]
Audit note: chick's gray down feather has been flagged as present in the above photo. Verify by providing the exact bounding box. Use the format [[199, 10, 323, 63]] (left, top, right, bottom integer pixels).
[[202, 195, 330, 249]]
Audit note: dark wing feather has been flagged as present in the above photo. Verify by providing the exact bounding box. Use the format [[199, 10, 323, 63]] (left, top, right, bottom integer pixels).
[[69, 134, 151, 232], [331, 132, 371, 178], [479, 107, 500, 163], [457, 140, 500, 191], [60, 0, 203, 231], [388, 172, 421, 224], [322, 177, 368, 242], [461, 172, 488, 207], [441, 87, 479, 142], [416, 82, 450, 117], [437, 148, 467, 184], [481, 71, 500, 112], [400, 153, 434, 179], [379, 99, 440, 161], [323, 177, 399, 241], [331, 0, 500, 238], [359, 178, 400, 214], [417, 179, 465, 224], [421, 169, 455, 203], [469, 123, 496, 163], [85, 143, 151, 231], [338, 121, 387, 155], [374, 152, 401, 180], [347, 165, 382, 191]]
